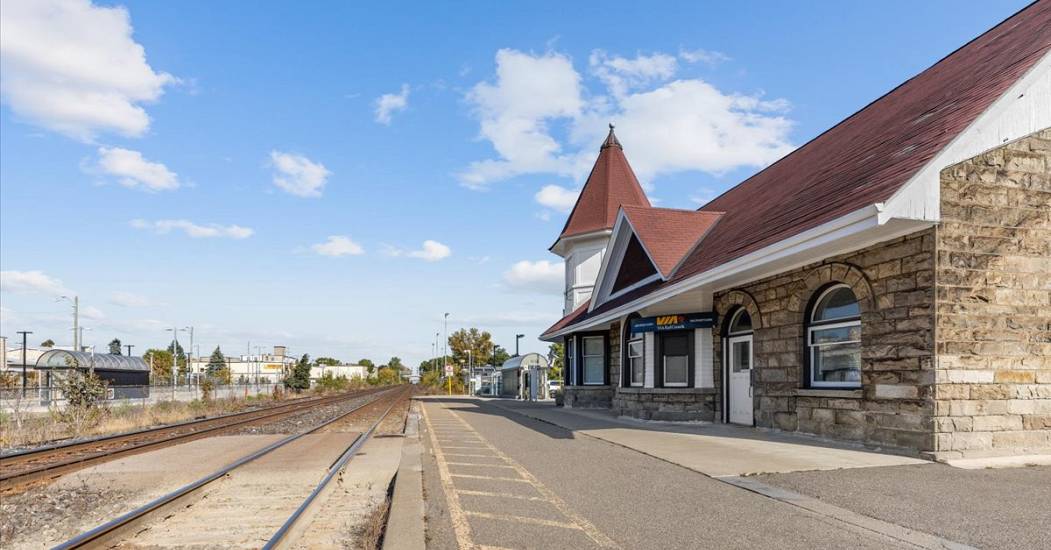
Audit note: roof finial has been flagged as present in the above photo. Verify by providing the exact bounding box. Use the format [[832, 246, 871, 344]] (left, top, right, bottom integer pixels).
[[601, 122, 621, 150]]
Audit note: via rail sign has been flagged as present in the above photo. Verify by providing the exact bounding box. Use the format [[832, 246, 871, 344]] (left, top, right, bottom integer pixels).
[[629, 312, 715, 334]]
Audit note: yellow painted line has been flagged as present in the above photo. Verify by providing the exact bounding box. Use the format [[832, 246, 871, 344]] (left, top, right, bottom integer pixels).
[[457, 489, 549, 502], [451, 473, 530, 483], [465, 510, 582, 530], [441, 453, 499, 458], [446, 408, 621, 549], [446, 462, 516, 469], [421, 404, 477, 549]]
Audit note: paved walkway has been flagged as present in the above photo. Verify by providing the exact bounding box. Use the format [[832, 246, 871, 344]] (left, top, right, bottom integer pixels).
[[419, 398, 932, 549], [485, 398, 925, 476]]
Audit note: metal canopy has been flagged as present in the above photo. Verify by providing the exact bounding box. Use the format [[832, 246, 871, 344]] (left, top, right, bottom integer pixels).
[[500, 352, 549, 371], [36, 350, 150, 372]]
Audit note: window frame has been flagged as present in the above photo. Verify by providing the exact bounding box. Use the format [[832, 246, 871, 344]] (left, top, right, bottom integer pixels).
[[805, 284, 862, 389], [656, 329, 694, 388], [627, 337, 644, 387], [580, 333, 608, 386], [565, 336, 576, 386]]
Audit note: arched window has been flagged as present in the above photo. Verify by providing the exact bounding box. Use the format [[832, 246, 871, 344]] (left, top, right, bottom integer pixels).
[[727, 309, 752, 336], [806, 284, 861, 388]]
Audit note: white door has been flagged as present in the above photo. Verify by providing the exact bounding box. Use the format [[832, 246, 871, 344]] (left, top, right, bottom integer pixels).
[[728, 335, 753, 425]]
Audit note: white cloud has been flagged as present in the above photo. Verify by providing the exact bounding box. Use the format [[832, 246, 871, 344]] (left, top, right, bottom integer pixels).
[[94, 147, 180, 191], [108, 291, 156, 307], [0, 270, 73, 296], [503, 260, 564, 294], [589, 50, 677, 97], [461, 48, 794, 190], [535, 184, 579, 213], [374, 84, 410, 125], [311, 235, 364, 257], [0, 0, 176, 141], [130, 219, 254, 239], [679, 48, 730, 66], [459, 49, 585, 189], [269, 151, 330, 198], [80, 305, 105, 320], [384, 240, 452, 262]]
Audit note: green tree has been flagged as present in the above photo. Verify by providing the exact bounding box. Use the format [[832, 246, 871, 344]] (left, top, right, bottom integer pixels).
[[284, 353, 312, 391], [143, 348, 174, 383], [548, 342, 564, 381], [358, 358, 375, 368], [108, 338, 122, 355], [388, 356, 404, 370], [374, 366, 401, 386], [448, 328, 496, 367], [316, 357, 340, 366], [492, 345, 511, 366], [206, 346, 231, 383], [40, 339, 55, 348]]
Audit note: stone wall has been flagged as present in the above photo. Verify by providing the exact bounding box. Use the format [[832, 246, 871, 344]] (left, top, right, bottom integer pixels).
[[563, 386, 613, 408], [714, 230, 937, 452], [612, 388, 718, 421], [932, 128, 1051, 459]]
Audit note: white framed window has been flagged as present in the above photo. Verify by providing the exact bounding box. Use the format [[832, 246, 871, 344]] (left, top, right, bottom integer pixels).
[[661, 331, 690, 387], [627, 337, 644, 386], [807, 284, 861, 388], [582, 336, 605, 385]]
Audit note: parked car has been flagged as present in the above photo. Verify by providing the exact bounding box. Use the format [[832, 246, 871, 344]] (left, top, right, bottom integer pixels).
[[548, 379, 562, 393]]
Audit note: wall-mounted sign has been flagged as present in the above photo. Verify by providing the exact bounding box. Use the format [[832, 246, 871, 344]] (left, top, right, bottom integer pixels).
[[630, 312, 715, 333]]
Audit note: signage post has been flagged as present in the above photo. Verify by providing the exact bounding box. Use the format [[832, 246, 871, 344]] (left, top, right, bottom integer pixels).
[[444, 364, 454, 395]]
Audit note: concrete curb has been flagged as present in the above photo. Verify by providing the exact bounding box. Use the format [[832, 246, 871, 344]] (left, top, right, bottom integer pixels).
[[382, 402, 425, 550]]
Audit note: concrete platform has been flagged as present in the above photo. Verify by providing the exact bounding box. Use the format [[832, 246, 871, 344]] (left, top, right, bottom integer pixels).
[[455, 397, 926, 476]]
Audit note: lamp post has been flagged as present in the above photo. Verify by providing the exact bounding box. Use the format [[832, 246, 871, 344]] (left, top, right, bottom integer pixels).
[[57, 295, 79, 351], [16, 330, 32, 397], [515, 334, 524, 357], [443, 313, 450, 371], [467, 349, 473, 396], [125, 344, 134, 357], [184, 326, 195, 384], [166, 327, 187, 394]]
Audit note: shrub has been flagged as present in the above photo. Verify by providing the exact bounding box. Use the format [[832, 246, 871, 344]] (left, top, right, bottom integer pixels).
[[53, 371, 107, 436]]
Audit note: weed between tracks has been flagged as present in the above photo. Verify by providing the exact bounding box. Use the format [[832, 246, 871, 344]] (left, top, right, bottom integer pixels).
[[356, 476, 395, 550]]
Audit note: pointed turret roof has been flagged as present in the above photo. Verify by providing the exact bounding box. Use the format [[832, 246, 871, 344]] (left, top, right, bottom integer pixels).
[[551, 125, 650, 250]]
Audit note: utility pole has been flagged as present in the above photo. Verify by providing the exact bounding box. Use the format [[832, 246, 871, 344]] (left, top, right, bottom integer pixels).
[[16, 330, 32, 397], [443, 313, 450, 372], [185, 326, 195, 383], [515, 334, 524, 357], [58, 295, 79, 350], [125, 344, 134, 357]]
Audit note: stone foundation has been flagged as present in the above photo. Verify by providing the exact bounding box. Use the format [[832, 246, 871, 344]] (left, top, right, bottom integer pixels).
[[612, 388, 717, 421], [564, 386, 614, 408]]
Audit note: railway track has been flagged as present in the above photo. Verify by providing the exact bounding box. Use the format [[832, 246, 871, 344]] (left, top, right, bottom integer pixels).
[[0, 387, 386, 494], [53, 385, 411, 549]]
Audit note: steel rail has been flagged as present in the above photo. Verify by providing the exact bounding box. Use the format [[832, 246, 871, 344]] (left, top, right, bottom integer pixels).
[[263, 386, 409, 549], [2, 391, 328, 459], [1, 388, 385, 492], [52, 386, 400, 550]]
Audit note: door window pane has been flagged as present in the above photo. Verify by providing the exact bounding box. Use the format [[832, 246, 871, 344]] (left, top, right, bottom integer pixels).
[[732, 341, 750, 373], [664, 356, 688, 385]]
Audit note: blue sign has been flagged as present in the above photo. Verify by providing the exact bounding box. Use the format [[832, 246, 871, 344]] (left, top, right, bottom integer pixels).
[[630, 312, 715, 333]]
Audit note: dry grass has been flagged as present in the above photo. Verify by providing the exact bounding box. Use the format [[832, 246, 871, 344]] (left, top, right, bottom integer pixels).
[[357, 480, 394, 550], [0, 392, 288, 449]]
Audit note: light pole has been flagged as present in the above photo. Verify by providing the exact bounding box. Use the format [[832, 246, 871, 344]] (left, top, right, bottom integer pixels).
[[166, 327, 187, 393], [515, 334, 525, 357], [57, 295, 79, 351], [16, 330, 32, 396], [443, 313, 450, 372], [184, 326, 195, 384], [125, 344, 134, 357], [467, 349, 473, 396]]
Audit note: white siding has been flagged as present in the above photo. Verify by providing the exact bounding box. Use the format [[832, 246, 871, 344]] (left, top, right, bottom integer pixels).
[[695, 328, 713, 388], [643, 332, 655, 388]]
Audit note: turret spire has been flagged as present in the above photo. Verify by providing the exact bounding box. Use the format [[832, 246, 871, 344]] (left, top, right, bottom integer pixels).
[[601, 123, 621, 150]]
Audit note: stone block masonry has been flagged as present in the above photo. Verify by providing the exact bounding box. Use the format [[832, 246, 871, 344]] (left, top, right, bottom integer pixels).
[[932, 128, 1051, 460]]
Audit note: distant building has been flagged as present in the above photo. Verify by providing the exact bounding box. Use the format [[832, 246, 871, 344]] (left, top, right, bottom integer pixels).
[[188, 345, 296, 384], [310, 363, 369, 381]]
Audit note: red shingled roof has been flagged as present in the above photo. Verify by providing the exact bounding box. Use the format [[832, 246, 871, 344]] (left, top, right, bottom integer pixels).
[[553, 126, 650, 245], [543, 2, 1050, 339], [622, 206, 723, 277]]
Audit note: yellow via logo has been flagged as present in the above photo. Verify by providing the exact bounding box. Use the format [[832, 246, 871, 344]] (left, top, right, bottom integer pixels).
[[656, 315, 684, 326]]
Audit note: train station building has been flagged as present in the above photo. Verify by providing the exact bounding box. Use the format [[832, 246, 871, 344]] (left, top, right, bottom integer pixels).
[[542, 4, 1050, 460]]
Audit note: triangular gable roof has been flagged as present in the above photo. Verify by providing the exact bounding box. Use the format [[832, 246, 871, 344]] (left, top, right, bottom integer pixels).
[[552, 126, 650, 248], [543, 2, 1051, 339], [621, 206, 722, 278]]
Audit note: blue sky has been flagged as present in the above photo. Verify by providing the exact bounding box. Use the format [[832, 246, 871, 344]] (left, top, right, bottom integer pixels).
[[0, 0, 1029, 366]]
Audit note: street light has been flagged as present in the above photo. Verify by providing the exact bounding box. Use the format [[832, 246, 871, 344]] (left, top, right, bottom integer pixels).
[[16, 330, 32, 396], [166, 327, 188, 392], [515, 334, 525, 357], [57, 295, 79, 350], [443, 313, 450, 373]]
